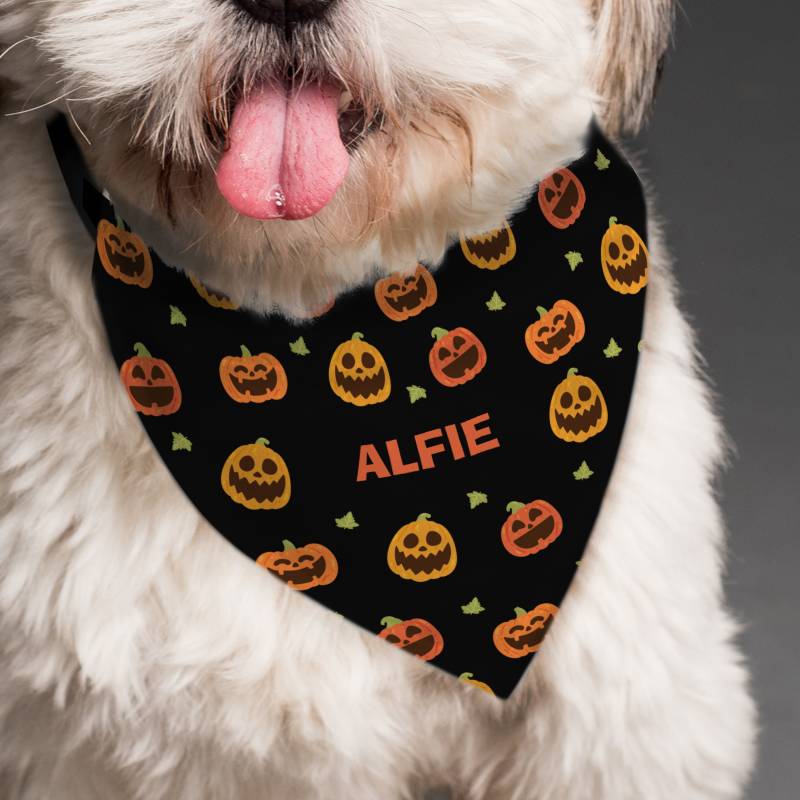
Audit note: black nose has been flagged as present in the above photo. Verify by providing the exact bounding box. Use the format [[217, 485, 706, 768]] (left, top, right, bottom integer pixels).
[[229, 0, 336, 26]]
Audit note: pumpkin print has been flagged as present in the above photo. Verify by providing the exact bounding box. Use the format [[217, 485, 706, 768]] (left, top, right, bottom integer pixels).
[[374, 264, 438, 322], [549, 368, 608, 443], [601, 217, 649, 294], [458, 672, 495, 695], [119, 342, 181, 415], [189, 274, 238, 309], [97, 219, 153, 288], [378, 616, 444, 661], [537, 168, 586, 229], [459, 222, 517, 270], [387, 513, 457, 582], [501, 500, 563, 557], [221, 437, 291, 510], [256, 539, 338, 590], [493, 603, 559, 658], [429, 326, 487, 387], [219, 345, 287, 403], [328, 332, 391, 406], [525, 299, 585, 364]]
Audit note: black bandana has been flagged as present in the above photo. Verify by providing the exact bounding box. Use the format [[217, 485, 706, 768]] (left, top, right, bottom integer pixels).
[[48, 116, 647, 699]]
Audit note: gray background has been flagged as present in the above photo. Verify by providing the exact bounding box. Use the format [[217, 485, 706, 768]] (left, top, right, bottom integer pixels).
[[636, 1, 799, 797]]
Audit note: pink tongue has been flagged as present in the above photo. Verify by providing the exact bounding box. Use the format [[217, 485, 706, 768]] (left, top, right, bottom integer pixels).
[[216, 83, 350, 220]]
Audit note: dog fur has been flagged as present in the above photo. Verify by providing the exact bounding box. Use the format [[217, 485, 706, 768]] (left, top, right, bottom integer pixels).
[[0, 1, 757, 798]]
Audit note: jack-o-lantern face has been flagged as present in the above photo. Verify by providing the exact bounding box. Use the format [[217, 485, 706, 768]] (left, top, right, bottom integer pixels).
[[219, 346, 288, 404], [256, 539, 338, 590], [525, 299, 585, 364], [501, 500, 563, 557], [429, 326, 487, 387], [221, 437, 291, 510], [459, 222, 517, 269], [97, 219, 153, 288], [537, 168, 586, 229], [458, 673, 495, 695], [374, 264, 438, 322], [549, 368, 608, 443], [601, 217, 649, 294], [387, 513, 457, 582], [188, 274, 238, 309], [493, 603, 559, 658], [378, 616, 444, 661], [119, 342, 181, 415], [328, 332, 391, 406]]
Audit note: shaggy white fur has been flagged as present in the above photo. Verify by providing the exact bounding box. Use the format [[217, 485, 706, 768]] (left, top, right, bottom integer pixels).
[[0, 1, 756, 798]]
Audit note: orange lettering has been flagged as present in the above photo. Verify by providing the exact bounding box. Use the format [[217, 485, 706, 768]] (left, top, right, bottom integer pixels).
[[444, 424, 465, 460], [357, 444, 391, 482], [415, 427, 447, 470], [462, 412, 501, 456], [386, 439, 419, 475]]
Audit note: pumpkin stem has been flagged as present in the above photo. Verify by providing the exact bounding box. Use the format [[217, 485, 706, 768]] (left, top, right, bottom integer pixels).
[[240, 345, 252, 358], [351, 332, 365, 341], [431, 327, 449, 341], [514, 607, 528, 618], [459, 672, 474, 681], [255, 437, 271, 447], [115, 212, 126, 231], [282, 539, 296, 551], [132, 342, 152, 358], [608, 216, 618, 228], [567, 367, 579, 377], [417, 513, 432, 522], [380, 616, 403, 628], [536, 306, 549, 319], [506, 501, 526, 514]]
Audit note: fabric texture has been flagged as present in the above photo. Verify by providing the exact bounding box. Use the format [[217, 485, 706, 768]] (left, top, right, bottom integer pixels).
[[48, 116, 647, 699]]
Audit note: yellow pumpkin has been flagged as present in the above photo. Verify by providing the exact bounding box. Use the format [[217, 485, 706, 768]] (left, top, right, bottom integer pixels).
[[600, 217, 649, 294], [328, 332, 391, 406], [221, 437, 291, 510], [387, 513, 457, 582], [458, 672, 495, 695], [459, 221, 516, 270], [549, 368, 608, 443], [189, 273, 238, 309]]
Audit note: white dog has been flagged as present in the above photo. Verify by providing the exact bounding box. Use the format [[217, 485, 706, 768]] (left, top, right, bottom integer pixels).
[[0, 1, 757, 798]]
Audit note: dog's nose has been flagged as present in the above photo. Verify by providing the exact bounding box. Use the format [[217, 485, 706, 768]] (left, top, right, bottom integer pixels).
[[229, 0, 337, 26]]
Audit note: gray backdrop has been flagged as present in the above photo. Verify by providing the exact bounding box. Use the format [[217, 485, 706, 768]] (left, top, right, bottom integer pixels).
[[636, 1, 799, 797]]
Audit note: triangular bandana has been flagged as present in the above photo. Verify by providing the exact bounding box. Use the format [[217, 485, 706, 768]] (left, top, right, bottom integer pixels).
[[48, 116, 647, 699]]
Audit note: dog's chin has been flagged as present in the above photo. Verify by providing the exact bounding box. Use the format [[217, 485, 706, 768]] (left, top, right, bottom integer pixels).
[[36, 0, 596, 315]]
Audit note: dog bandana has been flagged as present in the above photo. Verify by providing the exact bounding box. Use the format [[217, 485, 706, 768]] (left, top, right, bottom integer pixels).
[[48, 115, 647, 699]]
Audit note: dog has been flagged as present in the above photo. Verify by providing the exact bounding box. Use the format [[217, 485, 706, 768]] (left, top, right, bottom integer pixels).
[[0, 1, 757, 798]]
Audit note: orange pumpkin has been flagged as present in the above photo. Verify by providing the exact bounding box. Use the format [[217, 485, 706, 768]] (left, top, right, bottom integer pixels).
[[525, 300, 585, 364], [97, 218, 153, 288], [219, 345, 288, 403], [378, 616, 444, 661], [493, 603, 559, 659], [188, 274, 238, 309], [537, 168, 586, 229], [256, 539, 338, 590], [458, 672, 495, 695], [119, 342, 181, 416], [374, 264, 438, 322], [501, 500, 563, 557], [429, 326, 487, 387]]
